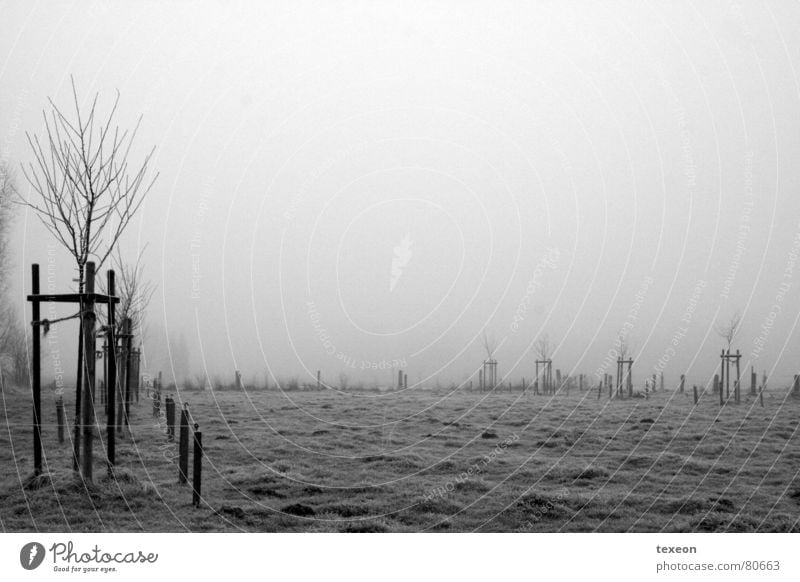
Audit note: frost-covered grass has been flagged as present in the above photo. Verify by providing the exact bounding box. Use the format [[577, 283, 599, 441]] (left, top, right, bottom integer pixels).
[[2, 383, 799, 532]]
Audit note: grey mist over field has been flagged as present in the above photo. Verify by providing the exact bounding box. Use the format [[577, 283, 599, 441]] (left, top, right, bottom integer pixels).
[[2, 1, 800, 390]]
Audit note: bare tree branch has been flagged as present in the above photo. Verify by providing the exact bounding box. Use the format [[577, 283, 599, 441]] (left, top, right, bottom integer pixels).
[[716, 311, 741, 350], [481, 329, 497, 359], [16, 76, 158, 290], [534, 333, 552, 361]]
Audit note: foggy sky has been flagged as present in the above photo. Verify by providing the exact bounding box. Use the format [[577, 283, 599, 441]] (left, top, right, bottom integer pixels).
[[2, 1, 800, 390]]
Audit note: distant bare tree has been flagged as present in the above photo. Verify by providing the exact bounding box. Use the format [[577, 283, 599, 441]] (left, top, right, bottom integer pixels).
[[716, 311, 741, 350], [0, 163, 14, 288], [481, 329, 498, 359], [618, 333, 630, 359], [534, 333, 552, 361], [0, 305, 29, 384], [0, 164, 28, 385], [108, 247, 155, 337]]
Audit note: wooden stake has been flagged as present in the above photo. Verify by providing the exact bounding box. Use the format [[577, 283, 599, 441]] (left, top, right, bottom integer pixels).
[[73, 303, 83, 472], [166, 396, 175, 441], [117, 319, 126, 434], [106, 269, 117, 473], [80, 262, 97, 483], [179, 405, 190, 484], [192, 424, 202, 507], [124, 317, 133, 426], [56, 397, 65, 444], [693, 385, 698, 405], [31, 264, 43, 475]]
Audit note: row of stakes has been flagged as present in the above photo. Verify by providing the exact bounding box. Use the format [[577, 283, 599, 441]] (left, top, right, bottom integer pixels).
[[50, 387, 203, 508], [161, 394, 203, 508]]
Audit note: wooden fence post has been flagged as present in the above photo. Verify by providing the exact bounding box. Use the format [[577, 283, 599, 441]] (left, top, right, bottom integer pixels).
[[693, 385, 698, 405], [116, 319, 126, 435], [179, 404, 190, 484], [679, 374, 685, 394], [123, 317, 133, 426], [166, 396, 175, 441], [192, 424, 202, 507], [106, 270, 116, 472], [759, 386, 764, 407], [153, 372, 162, 418], [80, 262, 97, 482], [56, 396, 65, 444], [31, 264, 43, 475], [627, 364, 633, 398]]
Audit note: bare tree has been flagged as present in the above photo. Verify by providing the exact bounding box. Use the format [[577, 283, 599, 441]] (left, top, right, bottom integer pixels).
[[18, 77, 158, 289], [481, 329, 498, 359], [18, 79, 157, 478], [0, 164, 28, 385], [105, 247, 155, 337], [534, 333, 552, 361], [716, 311, 741, 350], [618, 333, 629, 359], [0, 163, 14, 289], [0, 307, 30, 385]]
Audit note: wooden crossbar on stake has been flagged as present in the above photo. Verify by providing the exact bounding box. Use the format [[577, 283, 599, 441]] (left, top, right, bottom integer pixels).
[[719, 349, 741, 406], [27, 262, 120, 482]]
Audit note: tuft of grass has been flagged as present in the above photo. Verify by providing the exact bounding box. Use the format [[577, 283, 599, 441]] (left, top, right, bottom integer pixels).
[[339, 520, 390, 533], [572, 466, 609, 481], [412, 497, 462, 515], [689, 512, 760, 532], [282, 503, 315, 517]]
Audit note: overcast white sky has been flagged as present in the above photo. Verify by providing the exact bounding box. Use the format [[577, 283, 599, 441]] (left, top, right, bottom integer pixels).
[[2, 1, 800, 390]]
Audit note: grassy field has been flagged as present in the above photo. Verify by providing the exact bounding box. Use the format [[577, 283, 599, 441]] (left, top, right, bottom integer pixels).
[[2, 382, 799, 532]]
